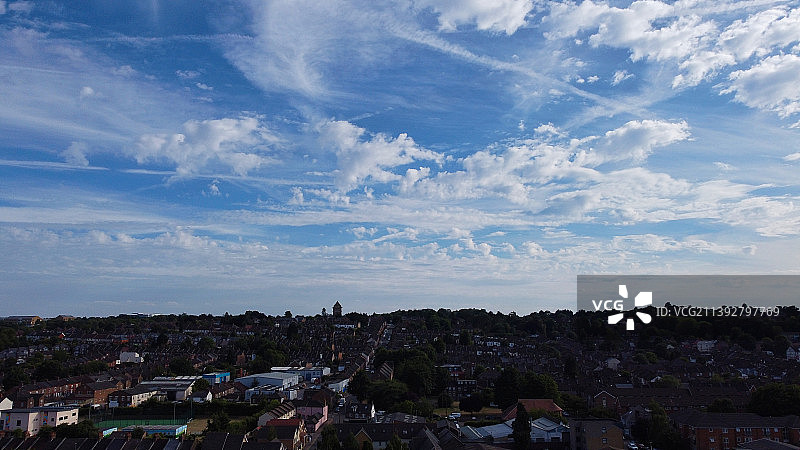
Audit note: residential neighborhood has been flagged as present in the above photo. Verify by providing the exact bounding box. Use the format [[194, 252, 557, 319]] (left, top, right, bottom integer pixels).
[[3, 304, 800, 450]]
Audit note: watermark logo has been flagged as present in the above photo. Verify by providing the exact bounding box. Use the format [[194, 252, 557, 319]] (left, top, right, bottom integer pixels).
[[578, 275, 797, 327], [591, 284, 652, 330]]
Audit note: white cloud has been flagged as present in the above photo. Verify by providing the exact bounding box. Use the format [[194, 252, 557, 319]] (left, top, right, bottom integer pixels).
[[204, 179, 221, 197], [544, 0, 800, 106], [544, 0, 716, 62], [224, 1, 393, 98], [196, 82, 213, 91], [289, 187, 305, 205], [61, 141, 89, 167], [714, 161, 734, 170], [721, 54, 800, 117], [0, 1, 6, 14], [784, 152, 800, 162], [176, 70, 201, 79], [350, 226, 377, 239], [317, 120, 443, 192], [534, 123, 562, 135], [134, 116, 278, 176], [611, 70, 633, 86], [592, 119, 690, 164], [7, 1, 32, 13], [111, 65, 136, 77], [80, 86, 95, 99], [416, 0, 534, 35], [718, 7, 800, 61]]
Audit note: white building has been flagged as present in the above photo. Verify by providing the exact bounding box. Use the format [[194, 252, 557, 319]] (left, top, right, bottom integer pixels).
[[1, 406, 79, 435], [235, 372, 300, 390], [118, 351, 144, 364], [137, 376, 198, 401], [271, 366, 331, 382], [696, 340, 717, 353], [326, 378, 349, 393]]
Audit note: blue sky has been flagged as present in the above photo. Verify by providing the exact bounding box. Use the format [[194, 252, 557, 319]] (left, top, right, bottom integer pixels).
[[2, 0, 800, 317]]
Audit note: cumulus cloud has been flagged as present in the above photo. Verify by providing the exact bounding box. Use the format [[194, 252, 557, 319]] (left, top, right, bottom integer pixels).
[[416, 0, 534, 35], [718, 7, 800, 61], [350, 226, 377, 239], [399, 119, 690, 213], [133, 116, 278, 176], [721, 54, 800, 117], [591, 119, 690, 164], [543, 0, 800, 117], [61, 141, 90, 167], [317, 119, 443, 192], [544, 0, 716, 62]]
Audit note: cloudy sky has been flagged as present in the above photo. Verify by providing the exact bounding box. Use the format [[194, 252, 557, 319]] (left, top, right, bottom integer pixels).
[[2, 0, 800, 317]]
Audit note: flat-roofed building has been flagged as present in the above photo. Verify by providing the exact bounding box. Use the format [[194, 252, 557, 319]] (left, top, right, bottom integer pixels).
[[1, 406, 79, 435], [235, 373, 300, 390]]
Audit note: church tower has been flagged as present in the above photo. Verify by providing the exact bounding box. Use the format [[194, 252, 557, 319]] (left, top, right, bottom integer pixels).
[[333, 301, 342, 318]]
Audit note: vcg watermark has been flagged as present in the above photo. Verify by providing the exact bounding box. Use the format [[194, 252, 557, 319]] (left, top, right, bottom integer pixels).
[[589, 284, 652, 330], [577, 275, 796, 331]]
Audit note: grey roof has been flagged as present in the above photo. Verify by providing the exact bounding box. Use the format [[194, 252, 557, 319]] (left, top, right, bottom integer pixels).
[[672, 410, 800, 428], [738, 439, 800, 450]]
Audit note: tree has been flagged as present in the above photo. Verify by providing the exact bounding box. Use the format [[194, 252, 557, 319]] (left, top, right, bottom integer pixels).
[[206, 411, 231, 433], [398, 400, 416, 414], [155, 333, 169, 347], [343, 433, 360, 450], [361, 441, 373, 450], [350, 370, 371, 401], [387, 434, 406, 450], [707, 398, 736, 413], [198, 337, 216, 352], [749, 383, 800, 416], [437, 393, 453, 408], [55, 420, 100, 438], [511, 403, 531, 450], [193, 378, 211, 393], [415, 399, 434, 417], [654, 375, 680, 388], [459, 395, 483, 413], [37, 426, 54, 438], [169, 357, 196, 375], [631, 401, 689, 450], [2, 365, 29, 389], [369, 380, 409, 411], [319, 425, 341, 450], [521, 372, 561, 404], [287, 322, 299, 340], [131, 427, 146, 439], [495, 368, 521, 410]]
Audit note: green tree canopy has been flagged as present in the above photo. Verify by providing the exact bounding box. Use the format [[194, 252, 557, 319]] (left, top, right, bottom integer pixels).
[[511, 403, 531, 450], [749, 383, 800, 416]]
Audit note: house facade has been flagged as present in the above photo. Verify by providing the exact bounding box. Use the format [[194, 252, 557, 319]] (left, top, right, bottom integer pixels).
[[1, 406, 79, 435], [672, 411, 800, 450]]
